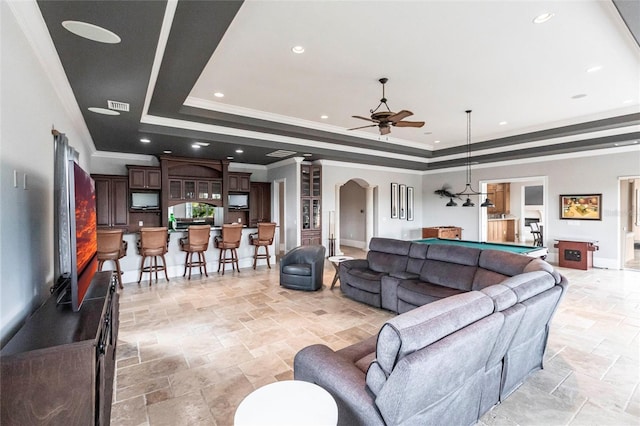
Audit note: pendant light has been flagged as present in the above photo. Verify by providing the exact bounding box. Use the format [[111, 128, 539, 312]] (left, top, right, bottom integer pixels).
[[447, 110, 494, 208]]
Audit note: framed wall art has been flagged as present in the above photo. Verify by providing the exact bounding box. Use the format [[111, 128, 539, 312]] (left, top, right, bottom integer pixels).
[[407, 186, 414, 221], [399, 184, 407, 219], [559, 194, 602, 220], [391, 183, 398, 218]]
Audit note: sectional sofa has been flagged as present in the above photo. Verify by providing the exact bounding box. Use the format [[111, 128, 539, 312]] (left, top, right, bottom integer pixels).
[[294, 237, 567, 425]]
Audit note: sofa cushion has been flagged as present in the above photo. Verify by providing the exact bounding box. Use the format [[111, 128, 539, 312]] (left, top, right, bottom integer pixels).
[[426, 244, 481, 266], [500, 271, 556, 302], [373, 291, 494, 376], [524, 258, 562, 283], [397, 280, 466, 312], [367, 238, 412, 273], [420, 260, 478, 291], [346, 269, 387, 292], [281, 264, 311, 276], [478, 249, 533, 276], [480, 284, 517, 312], [472, 268, 509, 290], [406, 243, 429, 274]]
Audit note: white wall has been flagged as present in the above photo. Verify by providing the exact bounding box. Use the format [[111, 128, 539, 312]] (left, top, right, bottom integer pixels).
[[422, 149, 640, 268], [320, 161, 423, 247], [266, 158, 300, 251], [1, 2, 95, 344]]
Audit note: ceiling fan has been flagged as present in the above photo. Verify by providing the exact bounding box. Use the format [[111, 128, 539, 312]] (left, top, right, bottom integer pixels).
[[349, 77, 425, 135]]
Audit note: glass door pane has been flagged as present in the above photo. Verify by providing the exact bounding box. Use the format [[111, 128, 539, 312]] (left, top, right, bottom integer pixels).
[[301, 166, 311, 197], [302, 199, 311, 230], [312, 167, 321, 197], [184, 180, 196, 200], [312, 199, 321, 230]]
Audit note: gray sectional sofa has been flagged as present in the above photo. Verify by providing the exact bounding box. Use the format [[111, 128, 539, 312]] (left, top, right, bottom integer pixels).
[[294, 237, 567, 426]]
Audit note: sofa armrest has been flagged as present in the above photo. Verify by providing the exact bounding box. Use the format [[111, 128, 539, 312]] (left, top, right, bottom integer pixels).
[[340, 258, 369, 271], [294, 344, 385, 426]]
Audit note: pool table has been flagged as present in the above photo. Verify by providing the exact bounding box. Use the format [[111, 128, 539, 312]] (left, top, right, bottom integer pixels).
[[415, 238, 548, 258]]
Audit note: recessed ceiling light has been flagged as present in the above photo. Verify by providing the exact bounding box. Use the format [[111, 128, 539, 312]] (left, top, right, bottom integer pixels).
[[303, 153, 312, 157], [88, 107, 120, 115], [163, 150, 172, 154], [320, 115, 328, 119], [434, 140, 441, 144], [586, 66, 603, 73], [532, 12, 554, 24], [214, 92, 225, 98], [571, 94, 587, 99], [291, 45, 305, 54], [140, 138, 151, 143], [227, 156, 234, 160], [623, 99, 634, 104], [499, 121, 508, 126], [235, 149, 243, 154], [192, 144, 201, 149], [61, 20, 121, 43], [192, 141, 210, 147]]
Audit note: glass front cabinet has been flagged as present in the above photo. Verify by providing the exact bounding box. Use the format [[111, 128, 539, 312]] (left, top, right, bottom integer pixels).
[[301, 165, 321, 245]]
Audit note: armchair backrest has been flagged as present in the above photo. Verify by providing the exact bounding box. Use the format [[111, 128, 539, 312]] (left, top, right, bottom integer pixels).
[[187, 225, 211, 248], [257, 222, 277, 243], [97, 228, 125, 257], [221, 223, 243, 245], [140, 227, 168, 252]]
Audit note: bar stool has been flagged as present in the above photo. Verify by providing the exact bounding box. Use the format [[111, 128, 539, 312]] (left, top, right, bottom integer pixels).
[[179, 225, 211, 279], [137, 227, 169, 285], [249, 222, 277, 269], [97, 229, 127, 289], [214, 223, 243, 275]]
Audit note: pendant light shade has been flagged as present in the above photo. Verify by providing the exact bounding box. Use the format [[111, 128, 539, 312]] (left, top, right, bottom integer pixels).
[[446, 110, 493, 208]]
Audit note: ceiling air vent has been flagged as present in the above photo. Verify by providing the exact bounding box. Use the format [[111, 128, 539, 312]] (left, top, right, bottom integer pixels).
[[266, 150, 296, 158], [107, 100, 130, 112]]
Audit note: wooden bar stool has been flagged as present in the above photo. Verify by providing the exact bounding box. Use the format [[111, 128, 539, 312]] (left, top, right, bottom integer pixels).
[[97, 229, 127, 289], [214, 223, 243, 275], [179, 225, 211, 279], [249, 222, 277, 269], [137, 227, 169, 285]]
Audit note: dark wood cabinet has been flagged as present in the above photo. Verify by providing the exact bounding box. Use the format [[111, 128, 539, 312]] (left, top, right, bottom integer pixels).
[[169, 178, 222, 204], [301, 165, 321, 245], [249, 182, 271, 227], [1, 272, 119, 426], [128, 166, 161, 190], [228, 172, 251, 192], [93, 174, 129, 229]]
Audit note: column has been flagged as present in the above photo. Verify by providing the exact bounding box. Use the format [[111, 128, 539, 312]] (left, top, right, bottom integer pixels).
[[365, 186, 375, 250]]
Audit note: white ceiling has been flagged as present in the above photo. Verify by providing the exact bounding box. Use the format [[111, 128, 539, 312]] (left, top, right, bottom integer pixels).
[[189, 0, 640, 151]]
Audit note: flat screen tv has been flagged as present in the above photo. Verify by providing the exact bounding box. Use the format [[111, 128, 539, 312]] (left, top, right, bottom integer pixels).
[[57, 161, 98, 311], [228, 193, 249, 209]]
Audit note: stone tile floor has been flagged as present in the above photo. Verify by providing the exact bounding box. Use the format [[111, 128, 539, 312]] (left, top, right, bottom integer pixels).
[[111, 248, 639, 425]]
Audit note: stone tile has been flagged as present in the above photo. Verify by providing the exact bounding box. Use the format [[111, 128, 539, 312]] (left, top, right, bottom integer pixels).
[[117, 355, 189, 389], [115, 377, 171, 402], [111, 395, 148, 426], [147, 392, 215, 426], [570, 400, 639, 426], [238, 353, 290, 383]]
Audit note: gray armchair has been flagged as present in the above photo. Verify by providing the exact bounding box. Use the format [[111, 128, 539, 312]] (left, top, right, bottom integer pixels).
[[280, 245, 326, 291]]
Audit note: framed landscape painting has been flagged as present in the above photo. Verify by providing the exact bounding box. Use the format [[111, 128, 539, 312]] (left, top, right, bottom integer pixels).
[[560, 194, 602, 220]]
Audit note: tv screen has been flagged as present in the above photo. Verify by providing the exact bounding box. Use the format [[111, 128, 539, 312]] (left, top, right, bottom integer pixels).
[[228, 193, 249, 208], [131, 192, 159, 209], [69, 161, 98, 311]]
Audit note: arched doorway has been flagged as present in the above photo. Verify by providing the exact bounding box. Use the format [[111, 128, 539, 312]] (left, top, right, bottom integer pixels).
[[334, 178, 376, 254]]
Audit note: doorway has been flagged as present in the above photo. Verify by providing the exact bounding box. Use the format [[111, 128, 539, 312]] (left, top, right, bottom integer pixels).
[[480, 176, 547, 245], [620, 176, 640, 270]]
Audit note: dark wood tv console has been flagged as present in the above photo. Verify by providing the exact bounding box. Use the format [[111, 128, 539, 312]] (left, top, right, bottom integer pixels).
[[1, 271, 119, 425]]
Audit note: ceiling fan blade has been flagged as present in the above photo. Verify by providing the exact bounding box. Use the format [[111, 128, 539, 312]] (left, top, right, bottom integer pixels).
[[380, 126, 391, 135], [352, 115, 377, 123], [394, 120, 425, 128], [347, 124, 377, 131], [387, 110, 413, 123]]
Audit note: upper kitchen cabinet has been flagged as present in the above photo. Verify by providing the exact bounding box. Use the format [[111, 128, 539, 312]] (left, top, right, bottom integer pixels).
[[128, 166, 161, 190]]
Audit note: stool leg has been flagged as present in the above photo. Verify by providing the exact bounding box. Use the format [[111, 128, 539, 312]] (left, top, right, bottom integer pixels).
[[188, 252, 193, 279], [98, 260, 104, 272], [233, 248, 240, 272], [221, 248, 226, 275], [253, 245, 258, 269], [115, 259, 124, 289], [201, 251, 208, 277], [265, 245, 271, 269], [153, 256, 158, 284], [137, 255, 146, 283], [161, 254, 169, 281], [183, 251, 189, 277], [218, 248, 223, 273]]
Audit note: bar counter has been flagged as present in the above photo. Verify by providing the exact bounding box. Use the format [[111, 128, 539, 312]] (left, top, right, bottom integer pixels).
[[117, 226, 274, 283]]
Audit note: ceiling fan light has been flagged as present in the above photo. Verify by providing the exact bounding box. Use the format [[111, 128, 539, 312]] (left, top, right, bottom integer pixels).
[[481, 198, 495, 208], [446, 198, 458, 207], [462, 198, 475, 207]]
